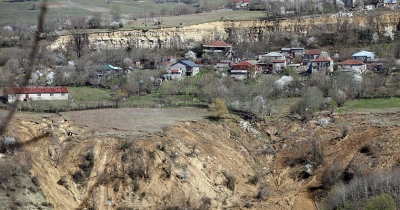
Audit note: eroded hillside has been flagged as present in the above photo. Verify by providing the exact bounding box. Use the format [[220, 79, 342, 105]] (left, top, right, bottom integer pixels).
[[2, 108, 400, 209], [50, 11, 400, 50]]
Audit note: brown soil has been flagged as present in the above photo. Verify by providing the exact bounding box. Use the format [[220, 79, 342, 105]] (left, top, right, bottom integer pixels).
[[2, 108, 400, 209]]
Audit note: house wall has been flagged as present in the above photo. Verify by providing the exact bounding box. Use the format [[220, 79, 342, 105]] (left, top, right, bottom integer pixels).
[[311, 61, 333, 72], [230, 70, 248, 80], [339, 65, 366, 74], [273, 63, 286, 72], [191, 67, 200, 76], [259, 56, 284, 62], [7, 93, 68, 103]]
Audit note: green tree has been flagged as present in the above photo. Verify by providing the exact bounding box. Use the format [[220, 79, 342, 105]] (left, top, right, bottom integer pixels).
[[210, 98, 229, 118], [365, 194, 396, 210]]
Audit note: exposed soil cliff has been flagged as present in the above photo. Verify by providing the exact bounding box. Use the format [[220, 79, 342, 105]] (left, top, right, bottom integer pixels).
[[2, 108, 400, 209], [49, 11, 400, 50]]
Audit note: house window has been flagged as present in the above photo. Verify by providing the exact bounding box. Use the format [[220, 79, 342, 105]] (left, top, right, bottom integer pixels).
[[50, 93, 54, 96], [37, 93, 41, 96], [61, 93, 65, 96]]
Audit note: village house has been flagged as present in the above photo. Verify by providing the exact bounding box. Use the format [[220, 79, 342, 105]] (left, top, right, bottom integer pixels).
[[338, 59, 367, 74], [310, 57, 333, 73], [281, 48, 291, 57], [234, 0, 249, 9], [203, 40, 233, 54], [3, 86, 69, 103], [229, 61, 255, 80], [303, 49, 322, 65], [272, 59, 287, 73], [259, 52, 285, 62], [352, 51, 375, 63], [169, 60, 200, 80], [290, 47, 305, 58], [97, 63, 123, 79]]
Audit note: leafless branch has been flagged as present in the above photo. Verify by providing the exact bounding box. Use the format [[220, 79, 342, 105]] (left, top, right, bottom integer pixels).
[[0, 2, 47, 135]]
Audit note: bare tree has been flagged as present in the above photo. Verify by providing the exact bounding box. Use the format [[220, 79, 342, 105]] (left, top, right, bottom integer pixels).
[[67, 15, 89, 58], [110, 4, 122, 22]]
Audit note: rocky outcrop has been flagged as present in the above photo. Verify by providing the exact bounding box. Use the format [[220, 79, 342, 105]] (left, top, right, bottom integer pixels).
[[49, 11, 400, 50]]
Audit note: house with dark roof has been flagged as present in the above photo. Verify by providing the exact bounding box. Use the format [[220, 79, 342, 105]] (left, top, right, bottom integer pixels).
[[303, 49, 322, 65], [203, 40, 232, 53], [338, 59, 367, 74], [3, 86, 68, 103], [169, 60, 200, 80]]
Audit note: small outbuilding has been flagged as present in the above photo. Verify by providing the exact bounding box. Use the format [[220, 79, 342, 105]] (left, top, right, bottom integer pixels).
[[3, 86, 69, 103]]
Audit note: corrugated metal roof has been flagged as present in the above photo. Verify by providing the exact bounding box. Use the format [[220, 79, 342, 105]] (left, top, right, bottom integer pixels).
[[352, 51, 374, 58], [5, 86, 68, 94], [179, 60, 199, 67]]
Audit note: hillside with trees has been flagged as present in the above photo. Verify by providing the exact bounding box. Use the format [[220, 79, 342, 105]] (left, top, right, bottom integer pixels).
[[1, 1, 400, 209]]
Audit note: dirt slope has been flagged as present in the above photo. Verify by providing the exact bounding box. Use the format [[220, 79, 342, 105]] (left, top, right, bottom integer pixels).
[[2, 108, 400, 209]]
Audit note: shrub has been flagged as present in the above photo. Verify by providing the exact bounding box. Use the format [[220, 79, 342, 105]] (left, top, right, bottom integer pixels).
[[365, 194, 396, 210], [222, 171, 236, 191], [72, 170, 85, 184], [210, 98, 229, 119], [318, 118, 329, 127], [57, 176, 67, 186], [31, 176, 40, 186], [257, 183, 272, 200], [248, 174, 260, 185]]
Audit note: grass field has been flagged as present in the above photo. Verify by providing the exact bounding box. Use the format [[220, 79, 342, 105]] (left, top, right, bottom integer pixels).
[[0, 0, 266, 28], [336, 98, 400, 114]]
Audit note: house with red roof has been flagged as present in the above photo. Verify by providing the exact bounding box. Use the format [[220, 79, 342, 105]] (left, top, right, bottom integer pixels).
[[203, 40, 232, 54], [234, 0, 249, 8], [3, 86, 68, 103], [303, 49, 322, 65], [229, 61, 255, 80], [338, 59, 367, 74], [311, 56, 333, 72]]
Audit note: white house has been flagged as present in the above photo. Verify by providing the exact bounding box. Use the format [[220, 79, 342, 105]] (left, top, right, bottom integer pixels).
[[311, 57, 333, 72], [272, 60, 287, 73], [259, 52, 285, 62], [352, 51, 375, 63], [169, 60, 200, 80], [4, 86, 69, 103], [338, 59, 367, 74]]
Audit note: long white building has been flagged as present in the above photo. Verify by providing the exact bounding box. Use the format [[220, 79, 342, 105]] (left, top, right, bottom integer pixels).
[[3, 86, 69, 103]]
